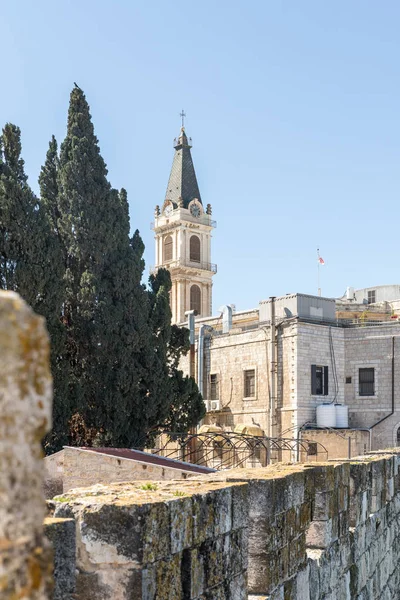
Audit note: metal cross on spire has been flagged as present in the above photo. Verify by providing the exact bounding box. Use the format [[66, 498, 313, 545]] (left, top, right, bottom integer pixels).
[[180, 109, 186, 128]]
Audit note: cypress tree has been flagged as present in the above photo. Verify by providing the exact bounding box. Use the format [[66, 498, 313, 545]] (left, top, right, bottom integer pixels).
[[56, 87, 153, 447], [0, 124, 66, 453], [39, 136, 68, 453], [45, 86, 205, 449], [0, 124, 45, 305]]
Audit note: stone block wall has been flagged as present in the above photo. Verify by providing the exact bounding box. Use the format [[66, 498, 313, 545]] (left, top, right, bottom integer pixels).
[[344, 327, 400, 449], [46, 447, 201, 495], [198, 452, 400, 599], [299, 429, 370, 461], [49, 452, 400, 599], [52, 479, 248, 599]]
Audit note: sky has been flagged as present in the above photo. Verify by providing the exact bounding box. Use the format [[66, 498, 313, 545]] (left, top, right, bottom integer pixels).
[[2, 1, 400, 312]]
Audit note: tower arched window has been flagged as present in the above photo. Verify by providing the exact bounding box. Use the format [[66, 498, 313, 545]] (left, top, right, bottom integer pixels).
[[164, 235, 173, 262], [190, 235, 200, 262], [190, 284, 201, 315]]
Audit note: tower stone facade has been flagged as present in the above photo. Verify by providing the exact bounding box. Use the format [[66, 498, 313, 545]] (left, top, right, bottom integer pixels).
[[152, 127, 216, 324]]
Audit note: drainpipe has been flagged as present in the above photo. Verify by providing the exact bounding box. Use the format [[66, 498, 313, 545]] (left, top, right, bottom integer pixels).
[[197, 324, 213, 397], [369, 336, 395, 438], [185, 310, 195, 379], [270, 297, 277, 439]]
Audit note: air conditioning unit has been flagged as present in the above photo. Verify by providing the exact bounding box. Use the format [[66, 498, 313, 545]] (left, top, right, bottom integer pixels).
[[209, 400, 221, 412]]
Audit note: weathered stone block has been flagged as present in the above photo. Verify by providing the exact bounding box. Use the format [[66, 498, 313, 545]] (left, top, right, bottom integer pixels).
[[181, 547, 205, 598], [142, 553, 182, 600], [306, 518, 337, 549], [44, 517, 76, 600], [232, 481, 249, 530], [170, 496, 192, 554]]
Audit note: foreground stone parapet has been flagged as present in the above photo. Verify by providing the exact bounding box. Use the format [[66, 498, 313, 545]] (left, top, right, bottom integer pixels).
[[0, 291, 53, 599], [53, 479, 248, 600]]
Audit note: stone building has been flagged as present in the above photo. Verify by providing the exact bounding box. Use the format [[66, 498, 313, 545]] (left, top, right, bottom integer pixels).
[[178, 292, 400, 452], [153, 124, 400, 454]]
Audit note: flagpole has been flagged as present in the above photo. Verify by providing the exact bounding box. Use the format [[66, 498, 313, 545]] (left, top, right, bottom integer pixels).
[[317, 248, 321, 297]]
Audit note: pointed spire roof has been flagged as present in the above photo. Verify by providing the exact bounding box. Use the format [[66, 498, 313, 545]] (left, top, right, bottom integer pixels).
[[165, 127, 202, 207]]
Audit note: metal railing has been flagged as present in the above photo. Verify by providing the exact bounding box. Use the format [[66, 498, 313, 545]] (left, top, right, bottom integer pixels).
[[147, 431, 328, 470], [150, 259, 217, 275]]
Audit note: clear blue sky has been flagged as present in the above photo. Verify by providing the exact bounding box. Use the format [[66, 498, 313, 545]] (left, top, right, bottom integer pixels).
[[2, 1, 400, 312]]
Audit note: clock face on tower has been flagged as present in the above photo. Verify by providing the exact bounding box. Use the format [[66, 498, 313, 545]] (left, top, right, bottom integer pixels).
[[190, 203, 201, 217], [164, 203, 173, 217]]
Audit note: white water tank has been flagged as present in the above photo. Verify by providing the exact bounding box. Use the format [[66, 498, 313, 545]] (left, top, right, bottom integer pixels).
[[335, 404, 349, 428], [316, 403, 336, 428]]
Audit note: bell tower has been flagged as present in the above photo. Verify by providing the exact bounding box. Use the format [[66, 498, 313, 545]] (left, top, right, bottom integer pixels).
[[152, 124, 216, 324]]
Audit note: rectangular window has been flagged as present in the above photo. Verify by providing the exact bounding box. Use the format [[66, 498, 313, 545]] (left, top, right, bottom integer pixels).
[[359, 368, 375, 396], [210, 374, 219, 400], [244, 369, 256, 398], [311, 365, 328, 395], [367, 290, 376, 304]]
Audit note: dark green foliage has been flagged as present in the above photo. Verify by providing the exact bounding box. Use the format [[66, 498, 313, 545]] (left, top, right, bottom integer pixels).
[[0, 124, 67, 453], [0, 124, 44, 305], [39, 136, 68, 453], [52, 86, 205, 450], [2, 87, 205, 453]]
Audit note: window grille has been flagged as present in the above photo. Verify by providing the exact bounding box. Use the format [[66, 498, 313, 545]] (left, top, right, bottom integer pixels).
[[190, 235, 201, 262], [359, 368, 375, 396], [244, 369, 256, 398], [164, 235, 173, 262], [190, 285, 201, 315], [367, 290, 376, 304]]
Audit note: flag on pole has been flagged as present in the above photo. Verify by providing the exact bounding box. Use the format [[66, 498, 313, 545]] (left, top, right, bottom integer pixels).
[[318, 256, 325, 265]]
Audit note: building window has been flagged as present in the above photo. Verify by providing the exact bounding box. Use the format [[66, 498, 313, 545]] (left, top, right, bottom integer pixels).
[[190, 285, 201, 315], [346, 376, 352, 384], [397, 427, 400, 446], [244, 369, 256, 398], [307, 442, 318, 456], [311, 365, 328, 395], [164, 235, 173, 262], [190, 235, 201, 262], [359, 368, 375, 396], [367, 290, 376, 304], [210, 374, 219, 400]]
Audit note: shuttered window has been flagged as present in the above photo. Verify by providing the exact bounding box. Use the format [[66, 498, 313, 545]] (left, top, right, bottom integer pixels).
[[244, 369, 256, 398], [190, 235, 201, 262], [210, 374, 219, 400], [190, 285, 201, 315], [164, 235, 173, 262], [311, 365, 328, 395], [359, 368, 374, 396]]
